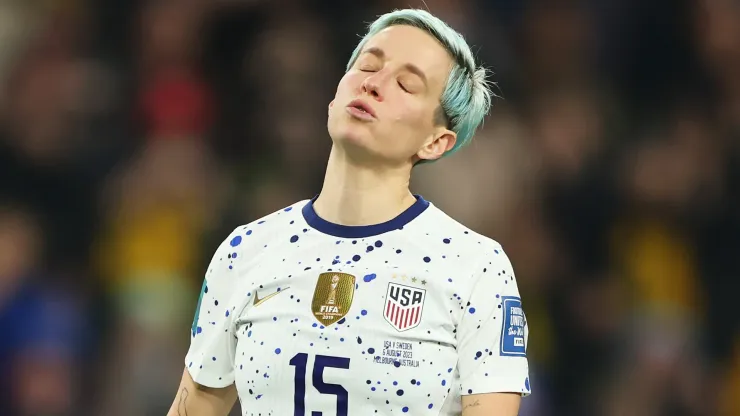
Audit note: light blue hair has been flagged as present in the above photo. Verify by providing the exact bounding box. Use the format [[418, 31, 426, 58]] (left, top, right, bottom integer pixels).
[[346, 9, 493, 162]]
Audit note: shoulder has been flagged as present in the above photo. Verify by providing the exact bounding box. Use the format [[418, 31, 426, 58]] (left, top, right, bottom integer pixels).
[[415, 201, 504, 256], [200, 199, 311, 297], [237, 199, 311, 231], [207, 199, 311, 266], [220, 199, 311, 243]]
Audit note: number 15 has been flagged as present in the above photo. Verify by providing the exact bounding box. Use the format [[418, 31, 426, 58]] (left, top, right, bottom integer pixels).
[[289, 353, 350, 416]]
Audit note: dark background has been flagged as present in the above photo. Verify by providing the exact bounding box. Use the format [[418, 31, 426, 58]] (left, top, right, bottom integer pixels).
[[0, 0, 738, 415]]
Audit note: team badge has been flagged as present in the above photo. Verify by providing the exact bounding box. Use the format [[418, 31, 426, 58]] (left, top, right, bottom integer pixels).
[[311, 272, 356, 326], [383, 282, 426, 332]]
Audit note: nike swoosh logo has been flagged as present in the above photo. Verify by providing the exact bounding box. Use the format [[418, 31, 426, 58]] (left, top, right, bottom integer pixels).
[[253, 287, 290, 307]]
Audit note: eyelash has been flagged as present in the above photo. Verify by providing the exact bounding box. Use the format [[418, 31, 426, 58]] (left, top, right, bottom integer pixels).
[[358, 67, 411, 93]]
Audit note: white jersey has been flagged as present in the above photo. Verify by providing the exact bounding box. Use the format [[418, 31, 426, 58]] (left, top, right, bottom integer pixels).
[[186, 196, 531, 415]]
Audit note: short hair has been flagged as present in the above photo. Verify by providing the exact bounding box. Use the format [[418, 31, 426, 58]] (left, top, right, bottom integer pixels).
[[346, 9, 493, 162]]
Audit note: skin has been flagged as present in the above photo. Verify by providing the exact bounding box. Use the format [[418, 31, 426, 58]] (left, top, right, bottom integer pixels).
[[326, 25, 457, 168], [166, 369, 236, 416], [167, 24, 521, 416], [313, 24, 457, 229]]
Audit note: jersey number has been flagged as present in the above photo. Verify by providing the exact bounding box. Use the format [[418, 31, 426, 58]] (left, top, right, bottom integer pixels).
[[289, 353, 350, 416]]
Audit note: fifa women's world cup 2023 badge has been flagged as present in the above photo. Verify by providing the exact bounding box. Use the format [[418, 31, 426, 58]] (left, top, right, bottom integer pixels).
[[311, 272, 356, 326]]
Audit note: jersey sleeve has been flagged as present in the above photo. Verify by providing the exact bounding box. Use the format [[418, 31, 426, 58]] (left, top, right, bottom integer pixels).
[[184, 229, 241, 388], [457, 245, 531, 396]]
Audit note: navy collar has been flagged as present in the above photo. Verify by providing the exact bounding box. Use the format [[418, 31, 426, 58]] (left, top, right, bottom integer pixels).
[[302, 194, 430, 238]]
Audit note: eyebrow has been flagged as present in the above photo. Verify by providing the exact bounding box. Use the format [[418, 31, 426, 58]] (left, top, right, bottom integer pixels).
[[362, 46, 428, 86]]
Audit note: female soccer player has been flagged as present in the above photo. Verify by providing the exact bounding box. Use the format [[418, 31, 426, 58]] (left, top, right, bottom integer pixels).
[[168, 8, 530, 416]]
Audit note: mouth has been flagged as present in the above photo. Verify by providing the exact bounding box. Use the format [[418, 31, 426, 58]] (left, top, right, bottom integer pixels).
[[346, 99, 377, 119]]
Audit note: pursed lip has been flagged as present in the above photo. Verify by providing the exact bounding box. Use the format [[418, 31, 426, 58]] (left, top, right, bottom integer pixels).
[[346, 99, 377, 119]]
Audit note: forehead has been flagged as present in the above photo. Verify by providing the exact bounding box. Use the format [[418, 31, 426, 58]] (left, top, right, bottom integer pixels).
[[362, 25, 453, 85]]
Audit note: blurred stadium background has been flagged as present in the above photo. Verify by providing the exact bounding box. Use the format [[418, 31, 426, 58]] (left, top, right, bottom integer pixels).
[[0, 0, 739, 415]]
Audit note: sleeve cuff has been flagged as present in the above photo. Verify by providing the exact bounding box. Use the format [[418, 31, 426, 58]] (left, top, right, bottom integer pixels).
[[185, 357, 235, 389]]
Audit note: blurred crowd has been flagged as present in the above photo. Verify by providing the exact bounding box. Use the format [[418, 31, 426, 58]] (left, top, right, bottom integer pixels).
[[0, 0, 738, 415]]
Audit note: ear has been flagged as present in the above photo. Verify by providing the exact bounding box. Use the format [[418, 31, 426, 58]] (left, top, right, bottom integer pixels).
[[416, 128, 457, 162]]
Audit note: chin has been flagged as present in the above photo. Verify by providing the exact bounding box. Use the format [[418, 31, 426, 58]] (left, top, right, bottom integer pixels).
[[328, 114, 375, 150]]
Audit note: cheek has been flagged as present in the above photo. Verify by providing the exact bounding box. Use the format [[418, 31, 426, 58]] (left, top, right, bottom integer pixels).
[[335, 72, 361, 98], [390, 103, 437, 149], [392, 102, 432, 133], [328, 75, 352, 116], [381, 107, 427, 150]]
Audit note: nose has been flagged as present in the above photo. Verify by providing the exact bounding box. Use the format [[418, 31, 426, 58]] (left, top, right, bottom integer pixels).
[[361, 74, 384, 102]]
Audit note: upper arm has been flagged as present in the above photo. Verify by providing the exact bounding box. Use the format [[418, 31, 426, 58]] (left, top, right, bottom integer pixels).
[[457, 246, 531, 397], [171, 229, 247, 415], [167, 367, 237, 416], [462, 393, 521, 416], [186, 228, 243, 388]]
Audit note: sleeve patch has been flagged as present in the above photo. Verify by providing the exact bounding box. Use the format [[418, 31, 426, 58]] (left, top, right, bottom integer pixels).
[[500, 296, 526, 357], [191, 279, 207, 337]]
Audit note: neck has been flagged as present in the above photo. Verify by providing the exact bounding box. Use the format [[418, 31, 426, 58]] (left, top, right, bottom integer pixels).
[[313, 146, 416, 226]]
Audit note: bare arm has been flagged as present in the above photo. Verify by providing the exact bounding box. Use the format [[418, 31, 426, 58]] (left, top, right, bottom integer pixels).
[[462, 392, 521, 416], [166, 368, 238, 416]]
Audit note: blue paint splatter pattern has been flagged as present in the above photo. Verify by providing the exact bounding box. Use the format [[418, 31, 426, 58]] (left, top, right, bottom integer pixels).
[[184, 198, 531, 415]]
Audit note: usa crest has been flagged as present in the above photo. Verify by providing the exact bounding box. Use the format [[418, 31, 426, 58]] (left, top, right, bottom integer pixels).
[[311, 272, 356, 326], [383, 282, 426, 332]]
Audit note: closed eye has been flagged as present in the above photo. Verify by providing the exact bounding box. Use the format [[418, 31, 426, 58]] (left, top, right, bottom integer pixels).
[[398, 81, 410, 93]]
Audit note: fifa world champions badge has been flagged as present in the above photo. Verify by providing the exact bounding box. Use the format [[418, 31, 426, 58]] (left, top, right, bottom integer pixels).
[[311, 272, 356, 326]]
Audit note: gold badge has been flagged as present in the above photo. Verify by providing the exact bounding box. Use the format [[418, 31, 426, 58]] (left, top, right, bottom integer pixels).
[[311, 272, 356, 326]]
